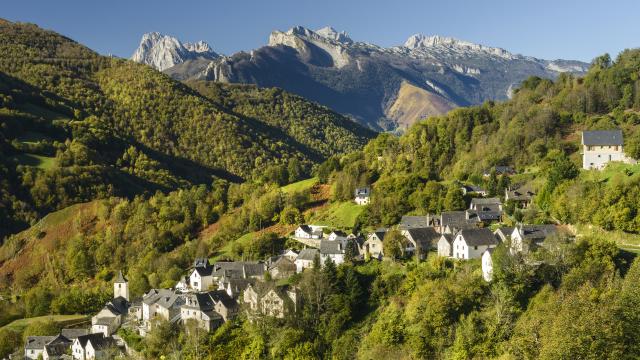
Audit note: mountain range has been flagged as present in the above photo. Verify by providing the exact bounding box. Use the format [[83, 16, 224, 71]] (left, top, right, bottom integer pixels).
[[131, 26, 590, 130]]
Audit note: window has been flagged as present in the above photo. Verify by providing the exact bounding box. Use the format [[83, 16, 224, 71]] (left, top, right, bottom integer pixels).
[[474, 246, 478, 250]]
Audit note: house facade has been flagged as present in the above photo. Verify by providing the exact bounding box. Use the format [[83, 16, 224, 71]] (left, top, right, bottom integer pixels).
[[295, 248, 319, 272], [363, 229, 387, 259], [437, 234, 454, 257], [582, 129, 633, 170], [452, 228, 500, 260], [295, 225, 324, 239]]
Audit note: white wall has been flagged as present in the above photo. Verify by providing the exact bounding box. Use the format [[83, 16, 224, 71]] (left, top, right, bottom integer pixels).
[[583, 145, 629, 170], [437, 237, 451, 257], [482, 251, 493, 282]]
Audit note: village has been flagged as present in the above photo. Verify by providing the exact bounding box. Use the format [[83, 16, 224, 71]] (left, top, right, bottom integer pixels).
[[18, 129, 631, 359]]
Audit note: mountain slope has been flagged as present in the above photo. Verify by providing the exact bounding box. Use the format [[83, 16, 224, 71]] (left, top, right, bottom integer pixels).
[[0, 19, 373, 240], [140, 26, 589, 130]]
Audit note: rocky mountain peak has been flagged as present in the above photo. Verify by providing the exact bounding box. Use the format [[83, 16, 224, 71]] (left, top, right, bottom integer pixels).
[[131, 32, 218, 71], [404, 33, 515, 59], [315, 26, 353, 44]]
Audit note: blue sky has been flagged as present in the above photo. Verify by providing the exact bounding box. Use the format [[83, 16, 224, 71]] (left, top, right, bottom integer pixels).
[[4, 0, 640, 62]]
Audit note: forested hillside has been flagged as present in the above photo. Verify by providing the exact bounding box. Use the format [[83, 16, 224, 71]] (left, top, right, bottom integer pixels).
[[0, 19, 373, 240]]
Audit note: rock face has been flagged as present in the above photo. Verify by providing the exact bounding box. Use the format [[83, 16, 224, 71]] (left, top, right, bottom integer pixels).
[[133, 27, 589, 131], [131, 32, 219, 71]]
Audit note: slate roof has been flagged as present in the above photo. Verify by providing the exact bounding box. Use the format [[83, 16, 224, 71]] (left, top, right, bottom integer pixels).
[[320, 240, 344, 255], [212, 261, 266, 278], [470, 198, 501, 207], [582, 130, 623, 146], [517, 224, 558, 241], [192, 258, 214, 276], [297, 225, 322, 236], [44, 334, 72, 357], [506, 185, 536, 201], [494, 227, 514, 241], [441, 211, 478, 230], [439, 233, 454, 245], [142, 288, 178, 306], [331, 230, 348, 237], [105, 296, 129, 315], [355, 187, 371, 197], [467, 210, 502, 222], [86, 334, 117, 350], [458, 228, 499, 246], [114, 270, 127, 283], [208, 290, 238, 309], [404, 227, 441, 249], [296, 248, 320, 261], [61, 328, 89, 339], [155, 291, 184, 309], [75, 333, 106, 348], [268, 256, 296, 271], [399, 215, 432, 229], [183, 292, 216, 311], [25, 336, 56, 350], [372, 228, 388, 240]]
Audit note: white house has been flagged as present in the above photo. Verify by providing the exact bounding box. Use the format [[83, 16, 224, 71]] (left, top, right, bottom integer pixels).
[[482, 248, 495, 282], [354, 187, 371, 205], [452, 228, 500, 260], [363, 228, 387, 259], [295, 248, 319, 273], [294, 225, 324, 239], [582, 129, 634, 170], [320, 239, 346, 265], [72, 333, 116, 360], [437, 234, 454, 257], [189, 258, 214, 291], [25, 336, 55, 360]]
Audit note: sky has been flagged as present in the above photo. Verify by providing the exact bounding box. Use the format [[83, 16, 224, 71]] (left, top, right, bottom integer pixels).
[[4, 0, 640, 62]]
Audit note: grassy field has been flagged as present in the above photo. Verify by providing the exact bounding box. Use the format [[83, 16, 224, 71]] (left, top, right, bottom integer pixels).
[[574, 223, 640, 252], [281, 177, 318, 193], [1, 314, 88, 333], [12, 153, 56, 169], [309, 201, 364, 229], [580, 162, 640, 183]]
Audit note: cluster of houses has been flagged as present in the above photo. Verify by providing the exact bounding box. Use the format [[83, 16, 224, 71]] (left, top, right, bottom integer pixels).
[[22, 129, 627, 358], [23, 329, 120, 360], [21, 255, 307, 359]]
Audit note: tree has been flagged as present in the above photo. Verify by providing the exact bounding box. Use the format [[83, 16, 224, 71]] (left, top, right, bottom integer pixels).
[[384, 229, 406, 261], [344, 240, 359, 263], [444, 186, 466, 211]]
